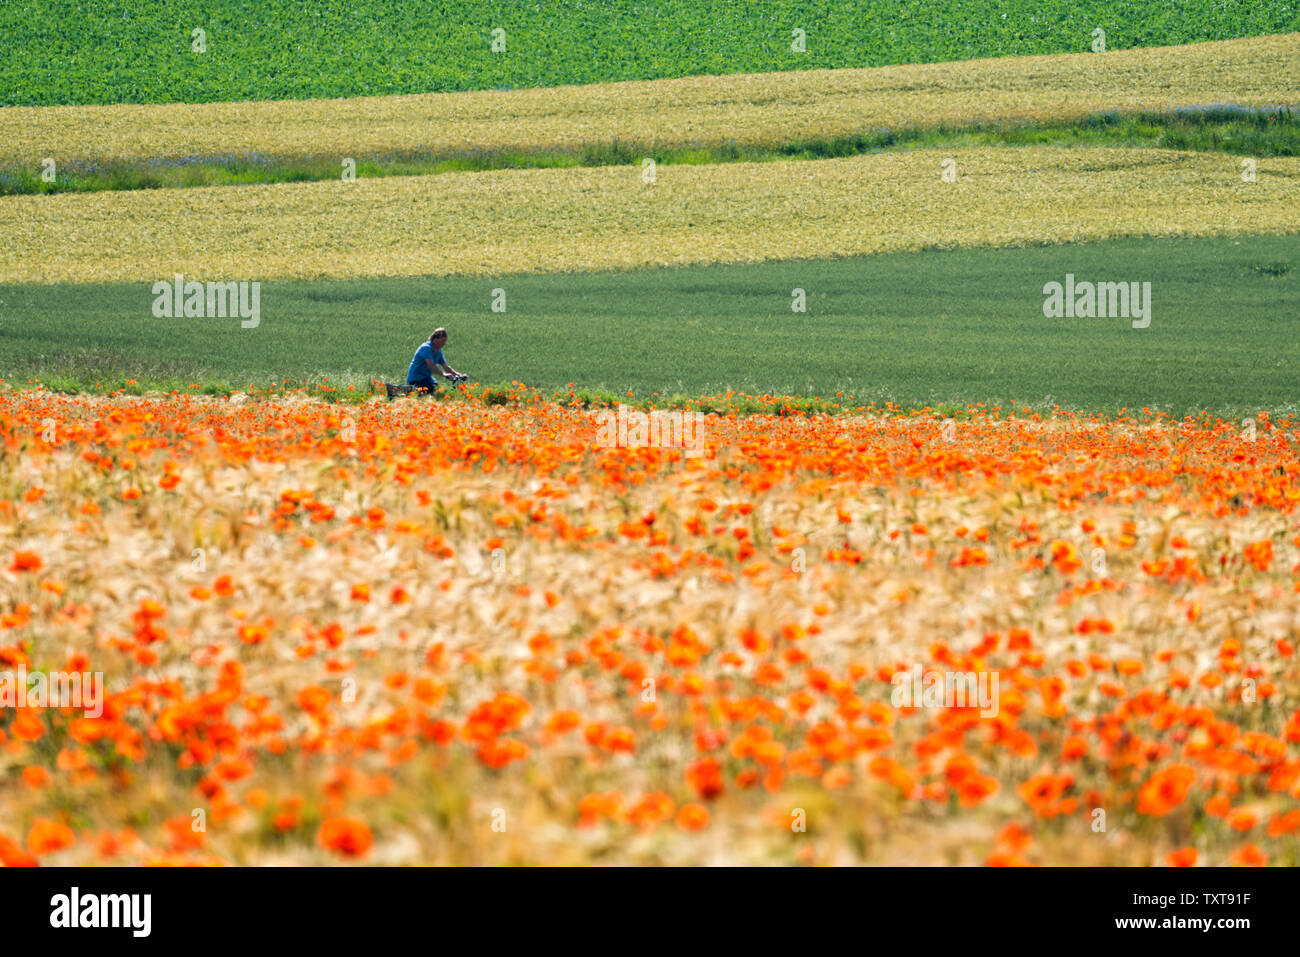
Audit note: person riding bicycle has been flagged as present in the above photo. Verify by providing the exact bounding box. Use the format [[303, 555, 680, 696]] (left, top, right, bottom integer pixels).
[[406, 328, 467, 391]]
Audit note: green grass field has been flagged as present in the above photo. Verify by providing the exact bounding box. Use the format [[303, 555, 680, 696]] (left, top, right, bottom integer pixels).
[[2, 0, 1295, 106], [2, 234, 1295, 416]]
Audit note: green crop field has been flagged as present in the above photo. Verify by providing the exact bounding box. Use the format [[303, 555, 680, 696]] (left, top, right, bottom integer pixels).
[[1, 1, 1296, 106], [2, 234, 1295, 416]]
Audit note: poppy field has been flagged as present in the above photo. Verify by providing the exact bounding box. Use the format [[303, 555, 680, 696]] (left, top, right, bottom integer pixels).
[[2, 387, 1298, 866]]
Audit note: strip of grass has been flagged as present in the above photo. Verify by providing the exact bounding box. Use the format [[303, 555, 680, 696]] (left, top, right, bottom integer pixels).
[[3, 1, 1297, 107], [1, 234, 1295, 418], [4, 105, 1296, 197]]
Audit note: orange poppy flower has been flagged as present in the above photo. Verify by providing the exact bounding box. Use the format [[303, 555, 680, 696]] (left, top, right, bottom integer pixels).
[[7, 550, 42, 573], [317, 817, 373, 857], [675, 803, 710, 831], [27, 818, 75, 856], [1136, 764, 1195, 816], [1166, 847, 1197, 867]]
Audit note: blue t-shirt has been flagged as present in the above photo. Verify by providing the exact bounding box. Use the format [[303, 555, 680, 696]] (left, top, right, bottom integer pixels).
[[407, 342, 445, 382]]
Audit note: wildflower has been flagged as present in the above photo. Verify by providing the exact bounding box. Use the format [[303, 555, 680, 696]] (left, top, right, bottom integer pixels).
[[317, 817, 373, 857], [1136, 764, 1195, 816], [8, 551, 42, 573], [27, 818, 75, 856]]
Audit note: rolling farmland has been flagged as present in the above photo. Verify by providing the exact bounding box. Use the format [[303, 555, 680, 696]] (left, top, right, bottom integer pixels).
[[3, 11, 1300, 877], [3, 34, 1295, 175]]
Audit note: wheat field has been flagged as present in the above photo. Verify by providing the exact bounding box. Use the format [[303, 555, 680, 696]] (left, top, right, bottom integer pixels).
[[0, 34, 1295, 169], [2, 146, 1295, 284]]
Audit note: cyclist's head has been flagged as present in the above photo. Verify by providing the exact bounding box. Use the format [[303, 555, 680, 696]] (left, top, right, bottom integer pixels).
[[431, 328, 448, 346]]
